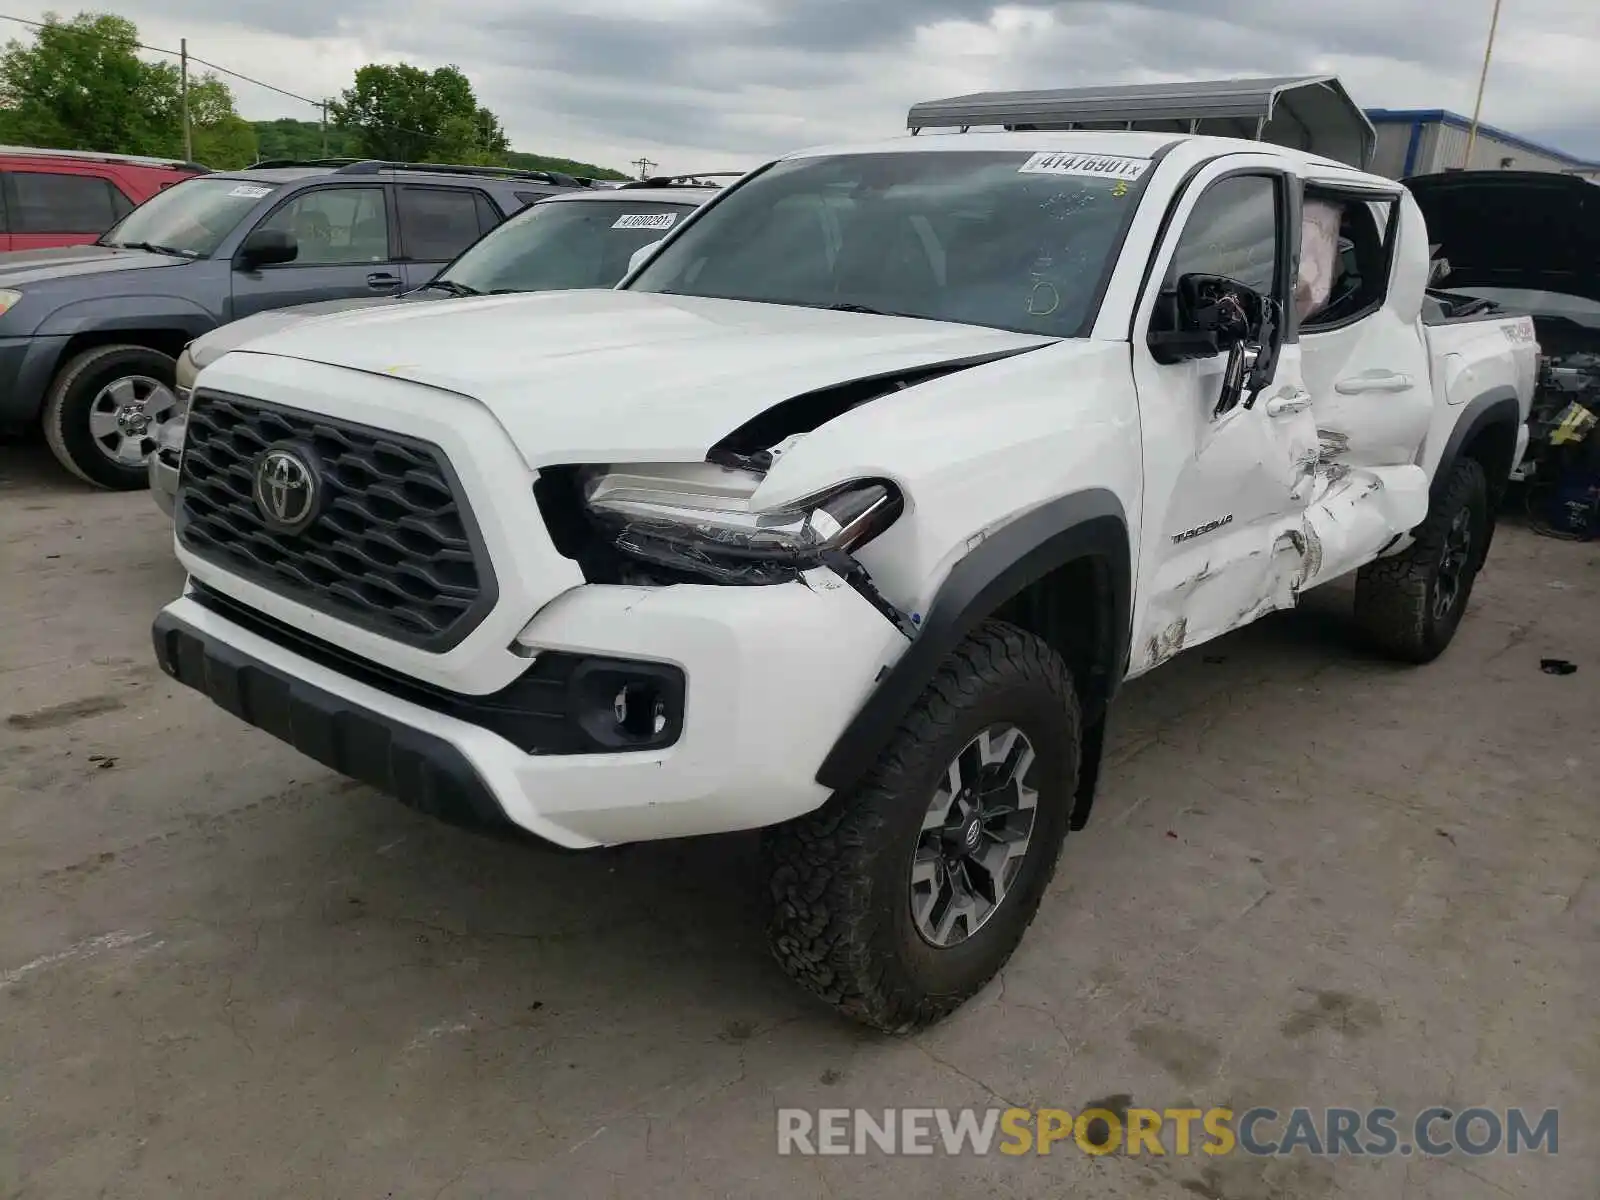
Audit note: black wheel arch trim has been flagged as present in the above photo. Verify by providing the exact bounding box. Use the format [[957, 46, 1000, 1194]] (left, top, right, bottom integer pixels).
[[1429, 385, 1521, 503], [815, 488, 1132, 794]]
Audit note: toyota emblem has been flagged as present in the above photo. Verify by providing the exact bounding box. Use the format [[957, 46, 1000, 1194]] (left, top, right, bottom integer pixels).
[[253, 446, 320, 533]]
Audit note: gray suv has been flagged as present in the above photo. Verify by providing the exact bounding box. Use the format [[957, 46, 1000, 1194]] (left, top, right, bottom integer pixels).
[[149, 178, 728, 516], [0, 158, 587, 488]]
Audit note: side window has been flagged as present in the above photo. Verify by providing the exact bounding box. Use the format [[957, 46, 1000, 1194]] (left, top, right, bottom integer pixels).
[[1164, 175, 1281, 298], [108, 185, 134, 220], [256, 187, 389, 265], [474, 191, 503, 234], [396, 186, 485, 261], [1300, 195, 1396, 330], [8, 171, 121, 233]]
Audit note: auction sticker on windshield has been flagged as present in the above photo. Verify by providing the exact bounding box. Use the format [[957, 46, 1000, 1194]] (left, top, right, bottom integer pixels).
[[613, 212, 679, 230], [227, 184, 274, 199], [1018, 152, 1150, 181]]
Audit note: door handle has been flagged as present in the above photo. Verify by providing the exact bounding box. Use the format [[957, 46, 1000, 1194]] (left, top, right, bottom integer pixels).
[[366, 272, 401, 290], [1335, 372, 1413, 395], [1265, 390, 1313, 417]]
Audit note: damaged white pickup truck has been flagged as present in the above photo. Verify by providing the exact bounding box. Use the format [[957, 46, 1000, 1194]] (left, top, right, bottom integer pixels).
[[153, 119, 1536, 1031]]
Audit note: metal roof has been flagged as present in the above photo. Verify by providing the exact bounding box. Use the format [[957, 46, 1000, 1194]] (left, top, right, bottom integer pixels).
[[907, 76, 1376, 168]]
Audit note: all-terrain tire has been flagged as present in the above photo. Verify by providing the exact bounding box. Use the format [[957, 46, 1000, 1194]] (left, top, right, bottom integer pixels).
[[763, 620, 1081, 1032], [1353, 457, 1489, 663], [43, 344, 177, 490]]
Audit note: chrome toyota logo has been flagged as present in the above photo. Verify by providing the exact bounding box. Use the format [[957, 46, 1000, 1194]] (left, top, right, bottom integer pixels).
[[253, 446, 319, 532]]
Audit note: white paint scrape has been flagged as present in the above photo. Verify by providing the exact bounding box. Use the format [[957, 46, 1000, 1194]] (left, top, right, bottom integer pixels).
[[0, 930, 154, 989]]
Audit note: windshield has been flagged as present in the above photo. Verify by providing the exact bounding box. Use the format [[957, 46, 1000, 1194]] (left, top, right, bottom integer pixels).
[[438, 199, 694, 293], [627, 150, 1148, 336], [1447, 286, 1600, 330], [100, 176, 281, 258]]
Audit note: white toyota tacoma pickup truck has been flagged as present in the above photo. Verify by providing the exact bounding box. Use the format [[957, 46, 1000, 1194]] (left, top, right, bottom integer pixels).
[[153, 122, 1536, 1031]]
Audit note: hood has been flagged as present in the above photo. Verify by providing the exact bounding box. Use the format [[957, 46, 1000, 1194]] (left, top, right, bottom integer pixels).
[[229, 289, 1055, 465], [193, 293, 431, 367], [0, 243, 185, 286], [1408, 171, 1599, 302]]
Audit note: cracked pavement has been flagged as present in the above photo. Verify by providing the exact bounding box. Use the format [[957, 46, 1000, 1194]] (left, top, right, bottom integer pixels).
[[2, 443, 1597, 1199]]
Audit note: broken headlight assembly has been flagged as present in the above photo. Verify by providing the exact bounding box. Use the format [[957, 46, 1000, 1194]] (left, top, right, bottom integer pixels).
[[582, 464, 904, 587]]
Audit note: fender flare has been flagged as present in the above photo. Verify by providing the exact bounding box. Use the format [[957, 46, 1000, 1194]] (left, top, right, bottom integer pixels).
[[34, 296, 216, 344], [815, 488, 1132, 793], [1430, 385, 1522, 504]]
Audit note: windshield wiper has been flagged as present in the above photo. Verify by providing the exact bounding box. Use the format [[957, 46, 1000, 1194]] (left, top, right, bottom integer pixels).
[[108, 240, 196, 258], [421, 279, 483, 297]]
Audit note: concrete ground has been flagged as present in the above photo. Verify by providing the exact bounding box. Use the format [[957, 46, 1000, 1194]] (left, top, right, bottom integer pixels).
[[2, 440, 1596, 1200]]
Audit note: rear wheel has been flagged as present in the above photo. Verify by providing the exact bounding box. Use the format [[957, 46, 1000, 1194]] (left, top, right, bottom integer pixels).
[[1353, 457, 1489, 663], [764, 621, 1080, 1032], [42, 344, 181, 490]]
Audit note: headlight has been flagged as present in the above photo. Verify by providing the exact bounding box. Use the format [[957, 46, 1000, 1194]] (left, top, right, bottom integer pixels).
[[174, 345, 198, 398], [583, 464, 903, 585], [0, 289, 23, 318]]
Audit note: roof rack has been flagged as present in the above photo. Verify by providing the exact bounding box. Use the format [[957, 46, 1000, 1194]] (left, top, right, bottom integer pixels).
[[242, 158, 594, 186], [0, 144, 208, 172], [906, 75, 1376, 169], [619, 172, 744, 190], [333, 160, 592, 186]]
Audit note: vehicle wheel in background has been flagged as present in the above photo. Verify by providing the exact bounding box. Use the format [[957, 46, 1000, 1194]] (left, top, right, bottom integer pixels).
[[42, 344, 181, 490], [764, 620, 1081, 1032]]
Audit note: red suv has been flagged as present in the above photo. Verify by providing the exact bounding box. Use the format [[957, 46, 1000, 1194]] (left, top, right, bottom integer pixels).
[[0, 146, 208, 251]]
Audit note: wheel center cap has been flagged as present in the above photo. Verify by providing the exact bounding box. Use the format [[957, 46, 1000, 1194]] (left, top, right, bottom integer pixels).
[[961, 818, 983, 854], [117, 406, 149, 436]]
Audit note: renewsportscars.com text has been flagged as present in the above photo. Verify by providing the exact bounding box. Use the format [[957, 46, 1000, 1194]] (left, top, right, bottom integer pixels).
[[777, 1106, 1559, 1158]]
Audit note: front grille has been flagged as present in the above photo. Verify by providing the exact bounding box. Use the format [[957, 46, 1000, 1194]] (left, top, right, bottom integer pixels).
[[176, 391, 496, 651]]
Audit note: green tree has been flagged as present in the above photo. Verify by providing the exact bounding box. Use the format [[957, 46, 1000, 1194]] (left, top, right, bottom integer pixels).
[[0, 11, 174, 154], [183, 75, 257, 168], [332, 63, 509, 163]]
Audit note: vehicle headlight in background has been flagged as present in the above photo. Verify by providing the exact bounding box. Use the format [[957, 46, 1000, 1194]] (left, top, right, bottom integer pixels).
[[583, 465, 904, 586], [0, 290, 23, 319]]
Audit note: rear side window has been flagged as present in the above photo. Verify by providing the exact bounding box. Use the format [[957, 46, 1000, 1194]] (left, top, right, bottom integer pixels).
[[396, 186, 485, 261], [6, 171, 122, 233], [474, 191, 503, 232]]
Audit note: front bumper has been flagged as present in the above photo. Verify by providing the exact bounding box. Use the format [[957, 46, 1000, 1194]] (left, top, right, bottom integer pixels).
[[154, 573, 904, 848], [0, 334, 69, 429]]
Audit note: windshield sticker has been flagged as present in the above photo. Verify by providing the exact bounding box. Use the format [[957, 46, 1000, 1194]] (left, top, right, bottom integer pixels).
[[227, 184, 273, 199], [1018, 152, 1150, 182], [612, 212, 679, 230]]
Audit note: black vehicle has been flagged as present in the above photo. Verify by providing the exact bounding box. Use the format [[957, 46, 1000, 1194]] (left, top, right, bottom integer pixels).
[[1411, 170, 1599, 486], [0, 158, 590, 488]]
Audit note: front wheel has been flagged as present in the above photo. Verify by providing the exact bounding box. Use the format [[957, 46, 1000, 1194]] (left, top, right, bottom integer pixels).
[[42, 344, 182, 490], [764, 620, 1080, 1032], [1353, 457, 1489, 663]]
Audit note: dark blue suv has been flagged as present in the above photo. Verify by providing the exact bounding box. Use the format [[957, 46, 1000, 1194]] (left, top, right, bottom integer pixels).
[[0, 158, 586, 488]]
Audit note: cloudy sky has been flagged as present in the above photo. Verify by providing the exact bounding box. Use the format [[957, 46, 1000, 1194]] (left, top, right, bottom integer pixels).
[[6, 1, 1597, 173]]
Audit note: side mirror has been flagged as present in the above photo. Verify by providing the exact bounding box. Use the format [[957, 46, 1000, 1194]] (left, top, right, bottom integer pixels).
[[627, 239, 665, 275], [237, 227, 297, 270]]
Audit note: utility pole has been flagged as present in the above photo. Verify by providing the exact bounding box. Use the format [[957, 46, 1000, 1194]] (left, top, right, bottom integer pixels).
[[180, 38, 192, 161], [1464, 0, 1505, 168], [632, 156, 656, 180], [320, 100, 329, 157]]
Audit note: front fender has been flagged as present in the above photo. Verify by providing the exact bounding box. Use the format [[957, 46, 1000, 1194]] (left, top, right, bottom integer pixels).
[[815, 488, 1132, 793]]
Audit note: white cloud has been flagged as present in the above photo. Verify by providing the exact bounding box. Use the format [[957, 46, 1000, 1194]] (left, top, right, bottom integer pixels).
[[1, 1, 1594, 173]]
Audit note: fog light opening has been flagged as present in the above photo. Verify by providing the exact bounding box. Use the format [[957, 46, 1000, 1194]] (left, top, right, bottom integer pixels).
[[613, 682, 668, 739]]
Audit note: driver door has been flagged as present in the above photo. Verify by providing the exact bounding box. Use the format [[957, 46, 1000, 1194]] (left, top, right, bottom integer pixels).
[[1128, 160, 1322, 677]]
